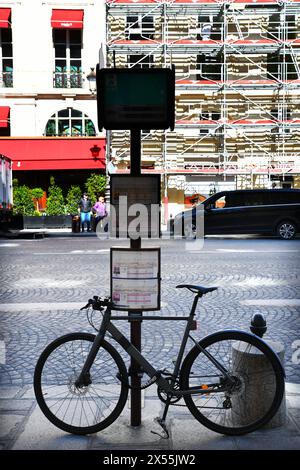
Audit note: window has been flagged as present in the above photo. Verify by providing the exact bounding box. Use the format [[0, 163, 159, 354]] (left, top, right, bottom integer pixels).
[[53, 29, 82, 88], [210, 193, 249, 209], [271, 107, 291, 122], [271, 190, 300, 204], [197, 16, 221, 41], [0, 28, 13, 87], [268, 14, 280, 40], [45, 108, 96, 136], [197, 54, 222, 81], [243, 192, 271, 206], [267, 53, 281, 80], [126, 15, 154, 40], [286, 15, 296, 40], [127, 54, 153, 68]]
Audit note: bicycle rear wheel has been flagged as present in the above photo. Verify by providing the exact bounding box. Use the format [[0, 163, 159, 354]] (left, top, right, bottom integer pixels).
[[180, 330, 284, 435], [34, 332, 128, 435]]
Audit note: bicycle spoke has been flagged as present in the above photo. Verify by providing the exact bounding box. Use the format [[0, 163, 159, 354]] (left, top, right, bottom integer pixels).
[[36, 336, 127, 431], [184, 334, 281, 432]]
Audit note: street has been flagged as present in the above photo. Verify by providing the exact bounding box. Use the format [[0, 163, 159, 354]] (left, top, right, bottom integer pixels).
[[0, 234, 300, 450]]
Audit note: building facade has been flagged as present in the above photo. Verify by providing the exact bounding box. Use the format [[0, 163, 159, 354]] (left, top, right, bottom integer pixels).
[[0, 0, 106, 191], [105, 0, 300, 217]]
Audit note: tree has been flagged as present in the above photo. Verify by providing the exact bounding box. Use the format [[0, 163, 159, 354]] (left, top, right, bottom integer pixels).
[[13, 183, 35, 215], [46, 176, 65, 215], [66, 185, 82, 215], [85, 173, 107, 204], [31, 187, 44, 212]]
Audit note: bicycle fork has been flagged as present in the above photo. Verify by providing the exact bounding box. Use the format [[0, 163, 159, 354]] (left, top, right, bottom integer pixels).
[[75, 308, 111, 388]]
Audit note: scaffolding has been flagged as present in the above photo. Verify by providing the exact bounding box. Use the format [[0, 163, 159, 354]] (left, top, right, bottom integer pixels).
[[105, 0, 300, 194]]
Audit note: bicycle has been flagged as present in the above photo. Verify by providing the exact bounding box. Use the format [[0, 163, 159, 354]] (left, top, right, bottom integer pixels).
[[34, 284, 285, 437]]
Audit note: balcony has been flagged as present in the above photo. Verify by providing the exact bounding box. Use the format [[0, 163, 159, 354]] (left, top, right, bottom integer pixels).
[[53, 71, 84, 89], [0, 71, 13, 88]]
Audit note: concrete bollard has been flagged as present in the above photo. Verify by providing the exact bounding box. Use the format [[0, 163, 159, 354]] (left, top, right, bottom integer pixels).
[[231, 314, 286, 429]]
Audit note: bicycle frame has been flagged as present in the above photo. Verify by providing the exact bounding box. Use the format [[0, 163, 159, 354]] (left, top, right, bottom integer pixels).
[[76, 294, 231, 397]]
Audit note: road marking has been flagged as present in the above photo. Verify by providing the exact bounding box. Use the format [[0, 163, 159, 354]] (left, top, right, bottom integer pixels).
[[185, 250, 299, 254], [0, 341, 5, 364], [0, 243, 20, 247], [33, 249, 110, 255], [240, 299, 300, 307], [0, 301, 169, 312], [0, 302, 86, 312]]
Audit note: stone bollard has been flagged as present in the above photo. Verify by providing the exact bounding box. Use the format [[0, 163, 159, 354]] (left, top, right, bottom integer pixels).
[[231, 314, 286, 429]]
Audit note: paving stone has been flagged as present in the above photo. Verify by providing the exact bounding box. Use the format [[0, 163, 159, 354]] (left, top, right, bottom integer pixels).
[[169, 417, 237, 450], [0, 414, 25, 439], [12, 405, 90, 450], [0, 387, 21, 399], [0, 236, 299, 450]]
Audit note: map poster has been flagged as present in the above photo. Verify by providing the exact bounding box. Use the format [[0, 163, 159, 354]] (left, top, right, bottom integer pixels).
[[110, 247, 161, 311]]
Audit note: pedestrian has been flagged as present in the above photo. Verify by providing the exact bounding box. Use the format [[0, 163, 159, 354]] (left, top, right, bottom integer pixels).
[[92, 195, 107, 231], [78, 192, 92, 232]]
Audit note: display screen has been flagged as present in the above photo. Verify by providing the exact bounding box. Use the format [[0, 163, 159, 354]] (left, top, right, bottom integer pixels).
[[97, 67, 175, 130]]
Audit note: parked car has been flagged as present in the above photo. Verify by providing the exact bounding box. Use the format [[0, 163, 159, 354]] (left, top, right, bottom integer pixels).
[[172, 189, 300, 240]]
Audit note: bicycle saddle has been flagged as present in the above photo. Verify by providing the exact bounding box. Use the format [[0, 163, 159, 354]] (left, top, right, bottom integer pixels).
[[176, 284, 218, 295]]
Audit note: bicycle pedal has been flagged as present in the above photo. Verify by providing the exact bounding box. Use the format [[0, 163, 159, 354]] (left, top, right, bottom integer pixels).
[[150, 417, 170, 439]]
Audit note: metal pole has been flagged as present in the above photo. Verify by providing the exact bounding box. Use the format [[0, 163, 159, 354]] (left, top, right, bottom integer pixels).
[[129, 129, 142, 427]]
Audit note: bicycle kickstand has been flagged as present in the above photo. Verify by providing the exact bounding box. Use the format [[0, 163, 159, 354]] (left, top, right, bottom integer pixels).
[[151, 417, 170, 439]]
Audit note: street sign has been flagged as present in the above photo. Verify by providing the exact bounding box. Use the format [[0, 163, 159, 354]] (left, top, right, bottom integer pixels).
[[110, 174, 161, 238], [97, 67, 175, 130], [110, 247, 161, 311]]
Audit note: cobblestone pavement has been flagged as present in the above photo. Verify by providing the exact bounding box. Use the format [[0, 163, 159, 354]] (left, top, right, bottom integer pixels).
[[0, 234, 299, 449]]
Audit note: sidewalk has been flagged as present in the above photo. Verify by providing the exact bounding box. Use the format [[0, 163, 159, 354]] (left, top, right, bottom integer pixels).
[[0, 225, 172, 239], [1, 382, 299, 451]]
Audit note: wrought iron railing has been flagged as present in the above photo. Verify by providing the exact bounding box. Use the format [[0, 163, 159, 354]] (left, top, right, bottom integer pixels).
[[53, 71, 84, 89], [0, 71, 13, 88]]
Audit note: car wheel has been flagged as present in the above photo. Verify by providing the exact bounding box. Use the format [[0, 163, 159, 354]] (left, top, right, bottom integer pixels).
[[184, 222, 196, 239], [277, 221, 297, 240]]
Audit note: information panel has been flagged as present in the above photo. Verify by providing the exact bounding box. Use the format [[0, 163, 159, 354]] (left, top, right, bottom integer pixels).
[[97, 67, 175, 130], [110, 174, 161, 238], [110, 247, 160, 311]]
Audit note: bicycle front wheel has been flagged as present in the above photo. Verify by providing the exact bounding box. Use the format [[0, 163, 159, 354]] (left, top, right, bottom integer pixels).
[[34, 332, 128, 435], [180, 330, 284, 435]]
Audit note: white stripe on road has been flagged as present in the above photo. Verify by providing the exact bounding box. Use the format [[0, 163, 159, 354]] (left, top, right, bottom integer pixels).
[[0, 302, 86, 312], [0, 301, 168, 312], [187, 250, 299, 254], [0, 243, 20, 247], [0, 340, 6, 364], [33, 249, 110, 255], [240, 299, 300, 307]]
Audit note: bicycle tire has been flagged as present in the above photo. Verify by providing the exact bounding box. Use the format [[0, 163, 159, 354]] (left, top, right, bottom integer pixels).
[[180, 330, 284, 435], [34, 332, 128, 435]]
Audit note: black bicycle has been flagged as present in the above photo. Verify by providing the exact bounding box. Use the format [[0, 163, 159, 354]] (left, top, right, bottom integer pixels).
[[34, 284, 285, 437]]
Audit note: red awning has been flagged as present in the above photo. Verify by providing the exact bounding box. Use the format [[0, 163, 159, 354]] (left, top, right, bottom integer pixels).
[[0, 8, 11, 28], [0, 107, 10, 128], [51, 9, 84, 29], [0, 137, 106, 171]]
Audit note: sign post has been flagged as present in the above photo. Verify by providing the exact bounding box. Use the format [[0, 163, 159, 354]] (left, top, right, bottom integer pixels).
[[97, 66, 175, 427], [129, 128, 142, 426]]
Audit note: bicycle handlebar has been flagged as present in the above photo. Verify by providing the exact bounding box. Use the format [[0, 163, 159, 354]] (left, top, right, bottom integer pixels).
[[80, 295, 111, 311]]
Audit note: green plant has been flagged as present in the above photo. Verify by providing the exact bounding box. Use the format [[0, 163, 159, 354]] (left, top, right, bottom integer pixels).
[[85, 173, 107, 204], [46, 176, 65, 215], [66, 185, 82, 215], [13, 184, 35, 216], [33, 210, 42, 217], [31, 187, 44, 212]]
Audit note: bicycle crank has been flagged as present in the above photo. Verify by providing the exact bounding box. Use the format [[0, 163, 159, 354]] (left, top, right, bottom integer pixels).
[[157, 376, 181, 404]]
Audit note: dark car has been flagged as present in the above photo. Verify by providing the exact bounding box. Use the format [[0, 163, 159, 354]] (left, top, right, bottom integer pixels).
[[173, 189, 300, 240]]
